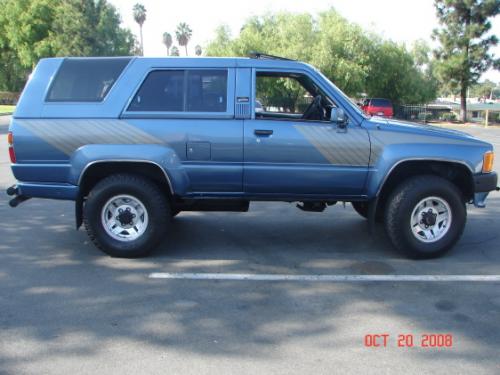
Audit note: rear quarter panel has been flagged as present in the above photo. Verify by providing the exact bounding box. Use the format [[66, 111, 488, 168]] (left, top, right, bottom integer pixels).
[[10, 58, 242, 196]]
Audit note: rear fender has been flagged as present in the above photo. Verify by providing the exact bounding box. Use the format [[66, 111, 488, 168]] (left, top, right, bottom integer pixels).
[[69, 144, 190, 195]]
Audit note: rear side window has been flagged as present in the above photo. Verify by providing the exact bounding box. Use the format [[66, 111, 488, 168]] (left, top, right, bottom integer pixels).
[[128, 69, 227, 112], [370, 98, 392, 107], [46, 58, 131, 102]]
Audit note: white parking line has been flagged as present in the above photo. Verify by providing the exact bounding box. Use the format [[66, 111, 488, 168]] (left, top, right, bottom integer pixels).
[[148, 273, 500, 282]]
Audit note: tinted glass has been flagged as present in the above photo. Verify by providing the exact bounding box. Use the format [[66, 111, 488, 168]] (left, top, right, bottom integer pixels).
[[128, 69, 228, 112], [46, 58, 131, 102], [186, 70, 227, 112], [370, 98, 392, 107], [128, 70, 184, 111]]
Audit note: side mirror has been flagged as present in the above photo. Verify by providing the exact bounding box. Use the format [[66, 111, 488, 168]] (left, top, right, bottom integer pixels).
[[330, 107, 347, 127]]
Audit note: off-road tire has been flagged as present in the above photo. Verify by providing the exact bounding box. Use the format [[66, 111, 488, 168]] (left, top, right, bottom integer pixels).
[[384, 175, 466, 259], [83, 174, 170, 258]]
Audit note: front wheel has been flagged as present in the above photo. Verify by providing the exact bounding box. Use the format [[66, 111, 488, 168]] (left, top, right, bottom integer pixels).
[[384, 175, 466, 259], [83, 174, 170, 258]]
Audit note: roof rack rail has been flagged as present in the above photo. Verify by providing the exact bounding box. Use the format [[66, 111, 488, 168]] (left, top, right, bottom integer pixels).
[[248, 51, 295, 61]]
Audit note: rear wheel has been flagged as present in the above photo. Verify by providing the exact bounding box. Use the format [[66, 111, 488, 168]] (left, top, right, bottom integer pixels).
[[83, 174, 170, 258], [384, 175, 466, 259]]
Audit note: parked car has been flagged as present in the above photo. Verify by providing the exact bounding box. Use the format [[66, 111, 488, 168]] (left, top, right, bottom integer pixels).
[[7, 54, 498, 259], [362, 98, 394, 117]]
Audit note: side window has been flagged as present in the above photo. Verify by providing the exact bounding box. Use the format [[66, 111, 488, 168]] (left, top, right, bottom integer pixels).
[[255, 72, 334, 121], [128, 70, 184, 111], [46, 58, 131, 102], [128, 69, 228, 112], [256, 74, 313, 115], [187, 70, 227, 112]]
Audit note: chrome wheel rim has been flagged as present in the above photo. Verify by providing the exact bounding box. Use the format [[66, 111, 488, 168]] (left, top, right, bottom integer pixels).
[[101, 194, 149, 242], [410, 196, 452, 243]]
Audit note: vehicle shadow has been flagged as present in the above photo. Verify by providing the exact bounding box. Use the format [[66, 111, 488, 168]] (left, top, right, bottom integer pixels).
[[1, 196, 500, 372]]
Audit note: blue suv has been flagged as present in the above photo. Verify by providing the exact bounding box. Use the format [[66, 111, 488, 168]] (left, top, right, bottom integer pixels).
[[6, 54, 498, 258]]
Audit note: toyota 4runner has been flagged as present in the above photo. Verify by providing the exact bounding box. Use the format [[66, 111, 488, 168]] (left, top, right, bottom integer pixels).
[[6, 54, 498, 258]]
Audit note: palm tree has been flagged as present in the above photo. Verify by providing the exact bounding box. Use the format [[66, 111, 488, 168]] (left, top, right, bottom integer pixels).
[[162, 32, 173, 56], [170, 46, 180, 56], [132, 3, 147, 55], [195, 45, 202, 56], [175, 22, 192, 56]]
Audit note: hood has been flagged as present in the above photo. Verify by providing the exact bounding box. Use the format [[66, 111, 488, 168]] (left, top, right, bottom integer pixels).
[[369, 116, 478, 141]]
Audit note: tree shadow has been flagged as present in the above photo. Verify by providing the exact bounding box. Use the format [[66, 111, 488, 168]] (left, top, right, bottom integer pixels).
[[1, 196, 500, 373]]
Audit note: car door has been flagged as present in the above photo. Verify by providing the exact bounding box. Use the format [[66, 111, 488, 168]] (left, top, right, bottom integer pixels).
[[243, 70, 370, 197], [123, 67, 243, 193]]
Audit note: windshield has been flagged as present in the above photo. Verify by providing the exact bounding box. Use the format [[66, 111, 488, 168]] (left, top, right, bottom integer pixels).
[[314, 69, 369, 119]]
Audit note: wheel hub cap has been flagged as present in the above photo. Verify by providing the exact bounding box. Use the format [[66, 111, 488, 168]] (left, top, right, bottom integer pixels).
[[410, 196, 452, 243], [101, 195, 149, 242], [116, 207, 135, 226], [421, 209, 437, 227]]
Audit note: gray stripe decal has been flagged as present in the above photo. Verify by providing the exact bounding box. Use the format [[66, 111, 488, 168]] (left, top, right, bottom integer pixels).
[[18, 119, 164, 156], [296, 125, 339, 164], [294, 125, 370, 166]]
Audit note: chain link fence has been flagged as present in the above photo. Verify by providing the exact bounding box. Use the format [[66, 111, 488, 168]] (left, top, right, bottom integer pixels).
[[393, 104, 455, 123]]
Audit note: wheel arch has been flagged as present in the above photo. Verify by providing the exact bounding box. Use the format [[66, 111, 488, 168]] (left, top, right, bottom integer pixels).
[[75, 160, 174, 228], [373, 159, 474, 219]]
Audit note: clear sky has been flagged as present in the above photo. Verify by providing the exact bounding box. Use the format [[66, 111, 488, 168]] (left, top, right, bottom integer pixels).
[[109, 0, 500, 82]]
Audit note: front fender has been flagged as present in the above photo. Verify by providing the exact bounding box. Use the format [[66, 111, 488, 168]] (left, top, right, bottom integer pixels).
[[366, 143, 483, 198], [68, 144, 190, 195]]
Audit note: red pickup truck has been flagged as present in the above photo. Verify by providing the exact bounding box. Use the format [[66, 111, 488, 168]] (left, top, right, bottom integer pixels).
[[361, 98, 393, 117]]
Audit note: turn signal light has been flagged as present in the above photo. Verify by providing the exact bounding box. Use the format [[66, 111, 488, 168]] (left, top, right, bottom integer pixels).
[[7, 131, 16, 163], [482, 151, 494, 174]]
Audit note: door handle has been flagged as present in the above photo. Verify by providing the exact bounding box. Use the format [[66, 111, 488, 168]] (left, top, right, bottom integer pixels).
[[254, 129, 273, 136]]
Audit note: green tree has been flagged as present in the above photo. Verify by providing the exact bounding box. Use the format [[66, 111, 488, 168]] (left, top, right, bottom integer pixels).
[[469, 79, 498, 98], [132, 3, 146, 55], [52, 0, 135, 56], [170, 45, 180, 56], [0, 0, 58, 70], [205, 9, 437, 104], [175, 22, 192, 56], [433, 0, 500, 122], [205, 25, 233, 56], [162, 32, 172, 55], [0, 0, 135, 92]]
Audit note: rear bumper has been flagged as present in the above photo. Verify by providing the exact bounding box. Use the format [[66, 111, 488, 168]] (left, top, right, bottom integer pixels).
[[6, 182, 78, 203], [472, 172, 498, 208]]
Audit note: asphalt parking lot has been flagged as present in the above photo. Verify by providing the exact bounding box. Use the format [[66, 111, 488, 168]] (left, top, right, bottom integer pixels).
[[0, 115, 499, 374]]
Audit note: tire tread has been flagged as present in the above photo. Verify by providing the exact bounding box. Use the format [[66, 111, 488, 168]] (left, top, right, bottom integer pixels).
[[83, 173, 169, 257]]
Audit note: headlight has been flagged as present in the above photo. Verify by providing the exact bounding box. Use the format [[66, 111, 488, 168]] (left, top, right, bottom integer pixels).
[[482, 151, 494, 173]]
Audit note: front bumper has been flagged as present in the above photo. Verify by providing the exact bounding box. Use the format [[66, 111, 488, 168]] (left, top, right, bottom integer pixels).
[[472, 172, 498, 208]]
